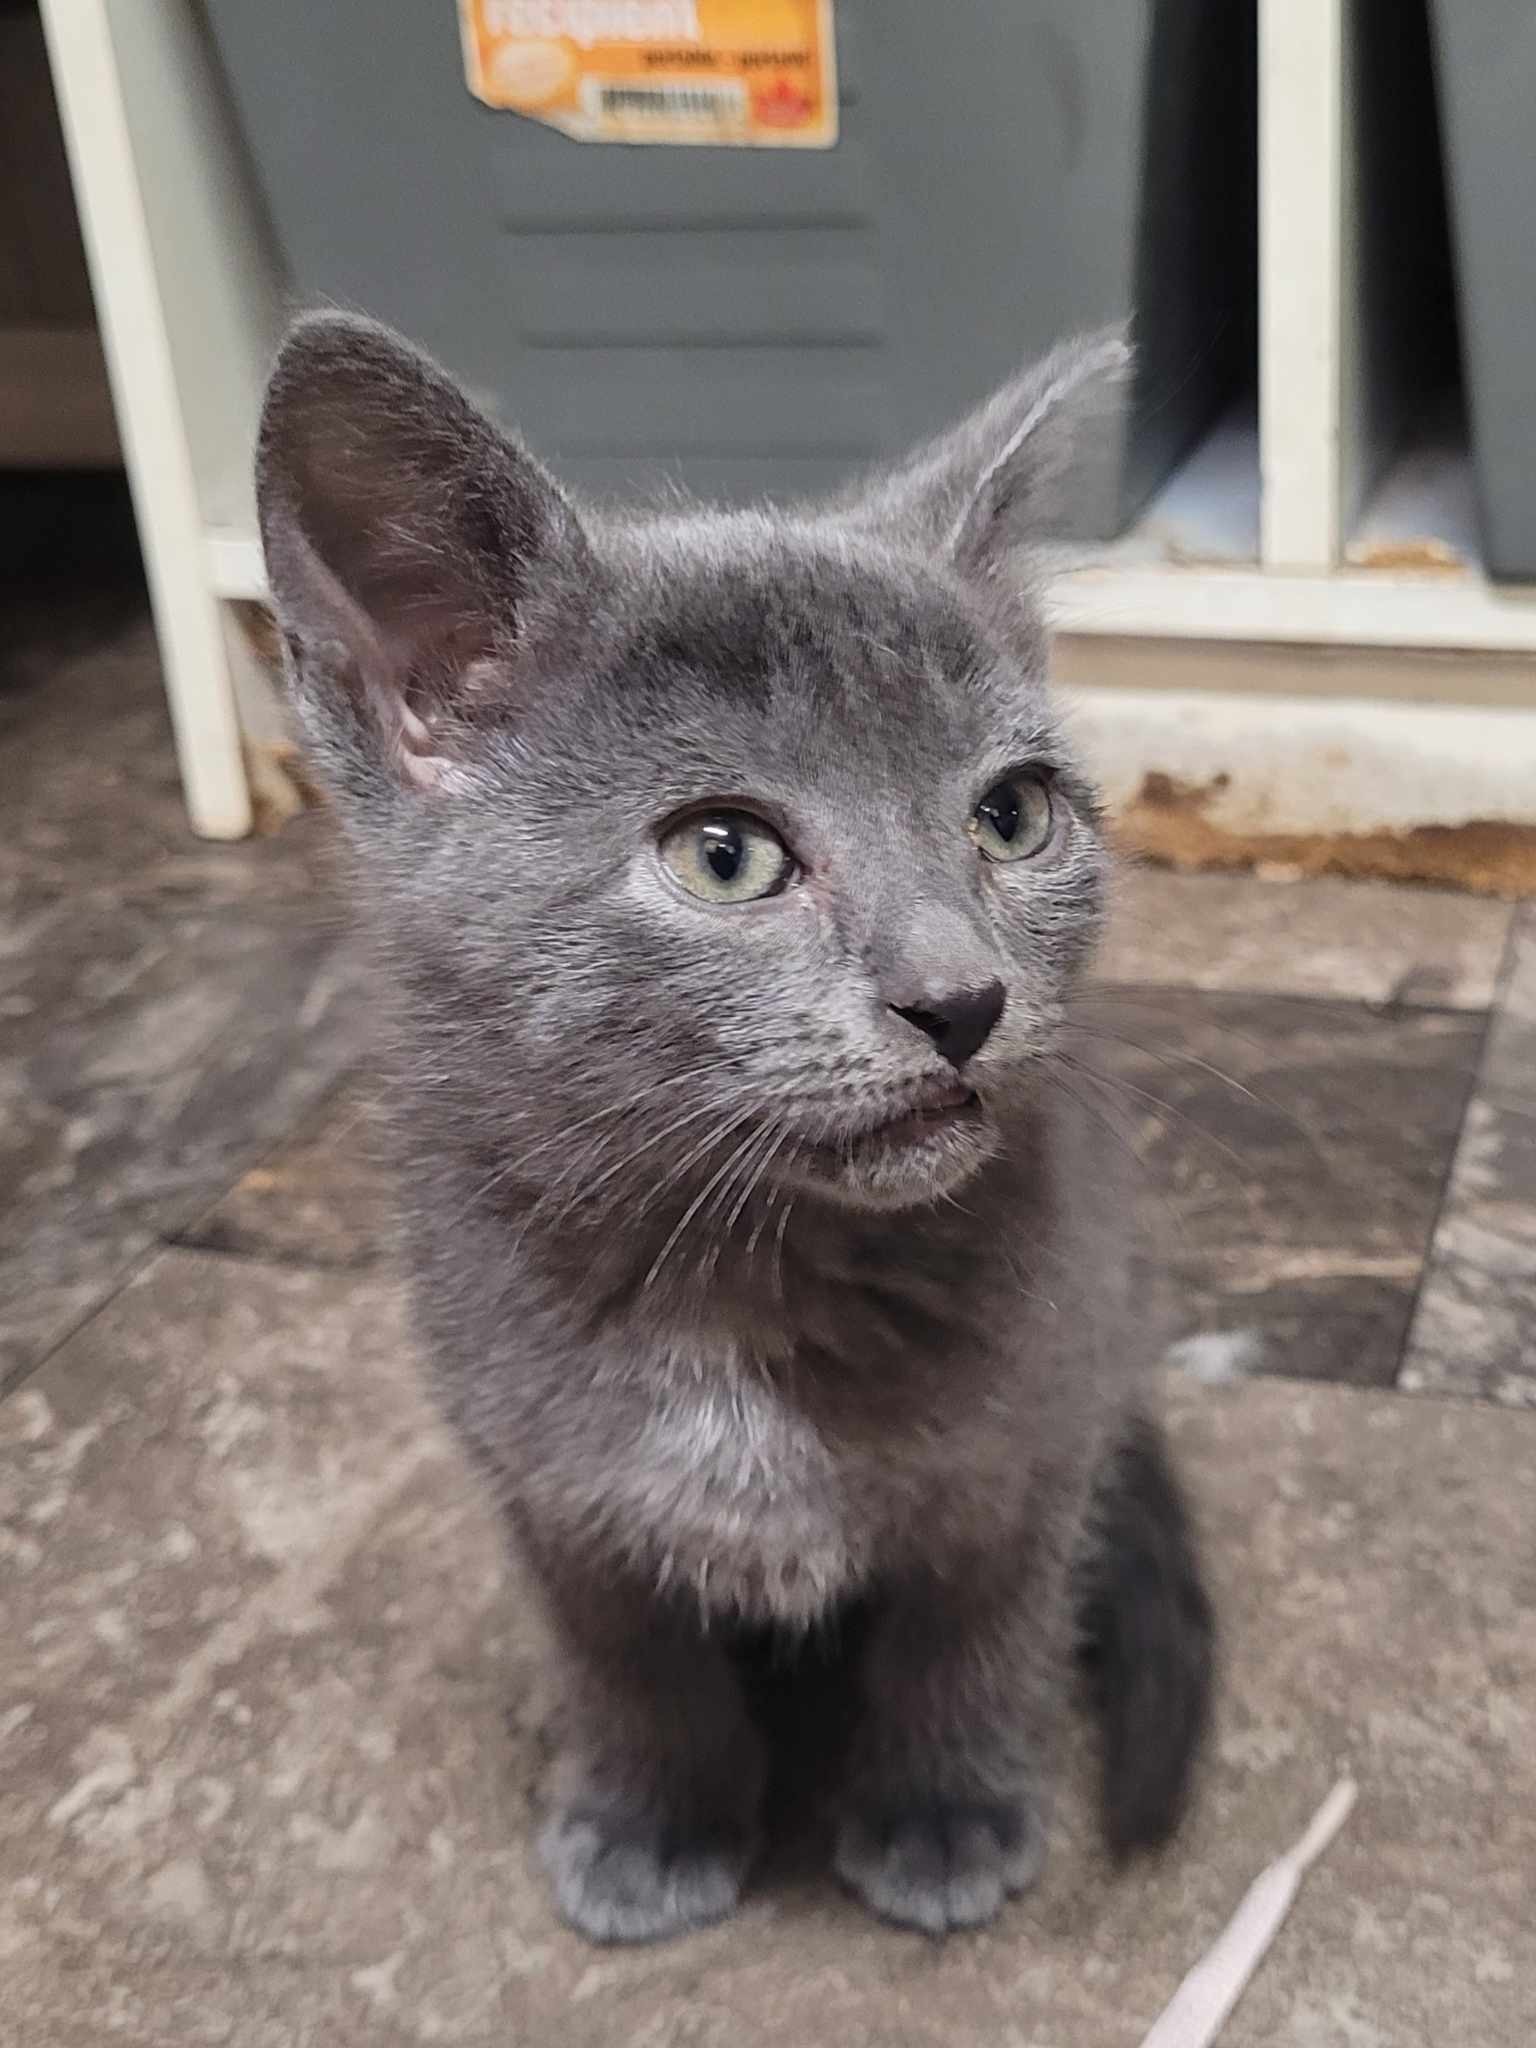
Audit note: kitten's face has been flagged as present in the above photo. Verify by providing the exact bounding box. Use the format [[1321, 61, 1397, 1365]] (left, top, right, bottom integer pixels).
[[257, 316, 1122, 1224], [393, 533, 1106, 1216]]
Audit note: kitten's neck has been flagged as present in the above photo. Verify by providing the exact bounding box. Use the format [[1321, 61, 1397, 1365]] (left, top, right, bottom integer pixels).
[[449, 1098, 1059, 1367]]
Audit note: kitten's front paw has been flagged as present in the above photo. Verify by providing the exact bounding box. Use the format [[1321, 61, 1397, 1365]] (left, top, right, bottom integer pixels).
[[834, 1798, 1046, 1936], [539, 1808, 753, 1944]]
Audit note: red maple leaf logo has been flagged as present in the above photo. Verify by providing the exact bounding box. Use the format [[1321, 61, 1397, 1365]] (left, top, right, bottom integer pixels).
[[753, 75, 813, 127]]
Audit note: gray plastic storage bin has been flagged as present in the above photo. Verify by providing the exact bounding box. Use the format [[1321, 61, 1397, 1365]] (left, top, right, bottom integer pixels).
[[206, 0, 1253, 536], [1429, 4, 1536, 582]]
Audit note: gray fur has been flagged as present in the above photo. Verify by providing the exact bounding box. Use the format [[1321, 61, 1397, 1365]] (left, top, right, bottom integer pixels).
[[256, 314, 1211, 1944]]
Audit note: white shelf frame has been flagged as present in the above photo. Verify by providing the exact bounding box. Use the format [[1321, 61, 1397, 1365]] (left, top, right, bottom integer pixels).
[[39, 0, 1536, 838], [39, 0, 277, 839], [1259, 0, 1345, 569]]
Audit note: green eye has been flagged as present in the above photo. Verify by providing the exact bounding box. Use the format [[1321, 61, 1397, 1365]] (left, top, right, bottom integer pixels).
[[659, 810, 793, 904], [969, 774, 1055, 863]]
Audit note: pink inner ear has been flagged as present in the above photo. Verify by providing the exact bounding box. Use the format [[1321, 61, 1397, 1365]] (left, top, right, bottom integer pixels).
[[260, 316, 593, 800], [396, 701, 452, 792]]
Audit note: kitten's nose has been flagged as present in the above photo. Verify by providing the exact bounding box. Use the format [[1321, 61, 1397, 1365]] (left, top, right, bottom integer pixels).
[[890, 980, 1007, 1068]]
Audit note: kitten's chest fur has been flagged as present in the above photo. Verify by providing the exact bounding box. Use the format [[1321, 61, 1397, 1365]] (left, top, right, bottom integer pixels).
[[481, 1228, 1105, 1630], [532, 1325, 1041, 1628], [593, 1353, 862, 1625], [432, 1120, 1125, 1630]]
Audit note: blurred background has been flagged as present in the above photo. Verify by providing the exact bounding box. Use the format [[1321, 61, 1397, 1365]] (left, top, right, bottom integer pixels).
[[8, 0, 1536, 872], [4, 6, 1534, 2043]]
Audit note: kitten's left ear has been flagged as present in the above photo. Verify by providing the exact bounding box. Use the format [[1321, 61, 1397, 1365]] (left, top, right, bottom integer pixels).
[[257, 312, 594, 795], [838, 329, 1129, 582]]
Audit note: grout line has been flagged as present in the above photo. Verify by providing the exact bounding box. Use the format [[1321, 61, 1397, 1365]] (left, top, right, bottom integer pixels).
[[0, 1067, 367, 1404], [1393, 911, 1526, 1391], [159, 1233, 382, 1273], [1089, 977, 1493, 1021], [0, 1234, 170, 1404]]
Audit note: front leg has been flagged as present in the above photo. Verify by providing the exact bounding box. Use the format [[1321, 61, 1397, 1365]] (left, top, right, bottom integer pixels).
[[835, 1545, 1071, 1935], [531, 1554, 767, 1944]]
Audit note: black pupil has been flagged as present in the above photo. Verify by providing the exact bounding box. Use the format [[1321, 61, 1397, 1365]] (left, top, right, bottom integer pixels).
[[980, 783, 1021, 842], [701, 821, 744, 883]]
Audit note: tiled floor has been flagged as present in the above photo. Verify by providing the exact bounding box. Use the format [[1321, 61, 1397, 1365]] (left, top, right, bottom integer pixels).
[[3, 553, 1534, 2045], [0, 597, 368, 1397]]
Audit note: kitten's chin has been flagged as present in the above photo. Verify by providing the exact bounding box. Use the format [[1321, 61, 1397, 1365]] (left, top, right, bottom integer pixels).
[[787, 1098, 999, 1213]]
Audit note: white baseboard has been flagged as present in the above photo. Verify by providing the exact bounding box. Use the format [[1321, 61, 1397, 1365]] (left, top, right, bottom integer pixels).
[[1066, 684, 1536, 836]]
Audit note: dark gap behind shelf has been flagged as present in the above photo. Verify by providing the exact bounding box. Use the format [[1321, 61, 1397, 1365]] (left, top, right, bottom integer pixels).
[[1342, 0, 1463, 541]]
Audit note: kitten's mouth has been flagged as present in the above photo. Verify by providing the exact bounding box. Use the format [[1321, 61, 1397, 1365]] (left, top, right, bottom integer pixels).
[[817, 1082, 983, 1159], [785, 1080, 995, 1210], [860, 1085, 981, 1151]]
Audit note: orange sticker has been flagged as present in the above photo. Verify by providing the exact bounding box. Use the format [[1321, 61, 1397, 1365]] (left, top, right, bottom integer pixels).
[[458, 0, 838, 147]]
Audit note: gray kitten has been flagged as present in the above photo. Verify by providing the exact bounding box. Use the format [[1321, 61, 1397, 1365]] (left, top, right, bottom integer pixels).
[[256, 315, 1214, 1944]]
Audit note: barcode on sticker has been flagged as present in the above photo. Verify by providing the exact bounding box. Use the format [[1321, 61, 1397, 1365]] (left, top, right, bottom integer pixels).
[[584, 79, 747, 123]]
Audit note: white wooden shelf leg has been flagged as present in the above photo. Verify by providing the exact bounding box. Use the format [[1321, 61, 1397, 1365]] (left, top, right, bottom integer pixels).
[[39, 0, 253, 839], [1259, 0, 1346, 571]]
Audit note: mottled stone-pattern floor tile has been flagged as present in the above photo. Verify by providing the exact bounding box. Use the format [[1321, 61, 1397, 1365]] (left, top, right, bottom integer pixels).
[[1155, 1376, 1536, 2048], [1099, 865, 1512, 1007], [0, 1254, 431, 1739], [5, 1245, 1534, 2045], [171, 1087, 396, 1271], [1401, 908, 1536, 1404], [0, 609, 367, 1392], [1070, 990, 1485, 1385]]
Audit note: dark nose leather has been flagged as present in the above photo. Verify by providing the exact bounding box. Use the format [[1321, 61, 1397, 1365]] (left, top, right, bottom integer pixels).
[[890, 980, 1006, 1068]]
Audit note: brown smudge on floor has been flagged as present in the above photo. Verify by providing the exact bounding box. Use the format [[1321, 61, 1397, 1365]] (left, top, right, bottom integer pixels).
[[1344, 537, 1465, 572], [1118, 773, 1536, 898], [233, 605, 328, 836]]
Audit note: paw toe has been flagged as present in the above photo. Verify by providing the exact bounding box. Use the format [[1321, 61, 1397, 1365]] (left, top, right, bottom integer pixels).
[[540, 1814, 748, 1944], [834, 1800, 1045, 1936]]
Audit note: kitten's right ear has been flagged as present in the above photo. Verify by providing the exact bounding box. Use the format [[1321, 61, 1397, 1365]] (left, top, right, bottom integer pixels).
[[833, 330, 1129, 583], [256, 313, 592, 794]]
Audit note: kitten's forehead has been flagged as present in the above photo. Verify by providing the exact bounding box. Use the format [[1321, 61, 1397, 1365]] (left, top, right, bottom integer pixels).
[[258, 316, 1117, 815], [606, 525, 1050, 763]]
